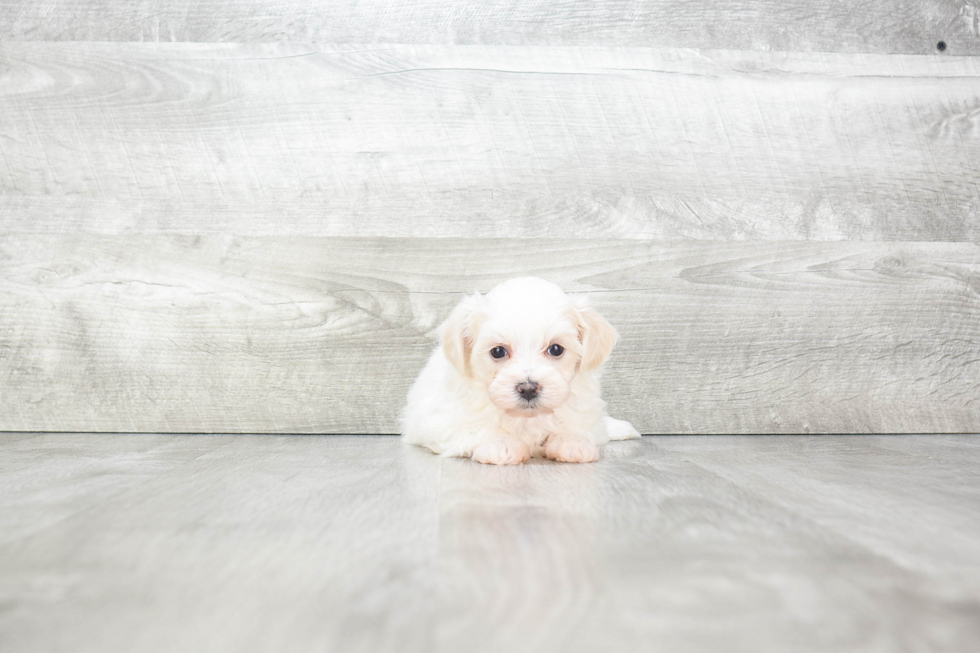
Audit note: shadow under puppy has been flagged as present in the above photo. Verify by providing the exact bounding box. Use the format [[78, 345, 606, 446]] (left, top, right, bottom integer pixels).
[[402, 277, 640, 465]]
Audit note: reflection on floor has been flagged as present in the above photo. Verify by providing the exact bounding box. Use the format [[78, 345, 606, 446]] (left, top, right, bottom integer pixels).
[[1, 433, 978, 652]]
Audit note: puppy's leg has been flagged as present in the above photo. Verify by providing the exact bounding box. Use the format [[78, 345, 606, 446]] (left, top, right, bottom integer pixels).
[[471, 437, 532, 466], [544, 433, 600, 464], [442, 430, 531, 465], [605, 416, 641, 440]]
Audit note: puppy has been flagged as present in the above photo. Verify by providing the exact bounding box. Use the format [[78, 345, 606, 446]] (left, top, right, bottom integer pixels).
[[401, 277, 640, 465]]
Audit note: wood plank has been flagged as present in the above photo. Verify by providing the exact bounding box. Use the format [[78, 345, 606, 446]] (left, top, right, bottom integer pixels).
[[0, 1, 977, 55], [1, 43, 979, 241], [436, 435, 980, 651], [0, 433, 239, 546], [654, 435, 980, 571], [2, 434, 979, 652], [0, 434, 442, 653], [1, 236, 977, 434]]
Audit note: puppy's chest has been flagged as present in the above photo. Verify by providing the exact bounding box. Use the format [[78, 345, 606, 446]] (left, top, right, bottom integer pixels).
[[499, 413, 560, 444]]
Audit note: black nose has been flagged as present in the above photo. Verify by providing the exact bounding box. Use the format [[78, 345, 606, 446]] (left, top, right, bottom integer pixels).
[[516, 381, 539, 401]]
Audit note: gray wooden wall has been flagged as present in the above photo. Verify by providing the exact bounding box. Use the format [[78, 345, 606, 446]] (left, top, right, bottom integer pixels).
[[1, 1, 978, 434]]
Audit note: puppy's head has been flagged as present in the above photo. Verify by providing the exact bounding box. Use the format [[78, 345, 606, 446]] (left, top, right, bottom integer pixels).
[[441, 277, 617, 417]]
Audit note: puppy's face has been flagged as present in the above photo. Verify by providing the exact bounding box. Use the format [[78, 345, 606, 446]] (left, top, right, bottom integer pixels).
[[471, 310, 582, 416], [441, 278, 617, 417]]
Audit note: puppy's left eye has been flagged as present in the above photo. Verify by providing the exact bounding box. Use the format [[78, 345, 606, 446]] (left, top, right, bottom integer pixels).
[[547, 344, 564, 357]]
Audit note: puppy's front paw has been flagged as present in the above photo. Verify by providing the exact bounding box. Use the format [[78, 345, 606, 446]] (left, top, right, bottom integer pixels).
[[471, 439, 532, 465], [545, 435, 599, 464]]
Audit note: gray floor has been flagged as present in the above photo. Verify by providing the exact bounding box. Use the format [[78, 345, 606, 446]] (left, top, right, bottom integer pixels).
[[1, 434, 978, 652]]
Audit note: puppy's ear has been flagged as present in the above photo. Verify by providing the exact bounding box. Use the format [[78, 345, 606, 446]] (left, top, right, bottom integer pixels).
[[575, 299, 619, 372], [440, 292, 487, 376]]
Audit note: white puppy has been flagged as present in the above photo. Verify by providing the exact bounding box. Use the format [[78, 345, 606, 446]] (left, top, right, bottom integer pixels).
[[401, 277, 640, 465]]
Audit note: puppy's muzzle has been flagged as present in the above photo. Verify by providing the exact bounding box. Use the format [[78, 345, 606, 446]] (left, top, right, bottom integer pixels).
[[515, 381, 540, 402]]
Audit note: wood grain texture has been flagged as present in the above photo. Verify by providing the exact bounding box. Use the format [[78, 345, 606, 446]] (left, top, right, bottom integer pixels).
[[1, 0, 978, 55], [2, 433, 979, 652], [1, 236, 977, 434], [1, 44, 979, 241]]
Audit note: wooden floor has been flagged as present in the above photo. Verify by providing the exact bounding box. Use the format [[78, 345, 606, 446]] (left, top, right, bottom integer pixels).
[[1, 433, 978, 652]]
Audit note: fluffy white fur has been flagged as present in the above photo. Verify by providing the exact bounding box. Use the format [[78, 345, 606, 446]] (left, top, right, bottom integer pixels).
[[401, 277, 640, 465]]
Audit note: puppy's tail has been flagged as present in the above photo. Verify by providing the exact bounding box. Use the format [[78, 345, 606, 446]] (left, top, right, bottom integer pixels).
[[605, 416, 642, 440]]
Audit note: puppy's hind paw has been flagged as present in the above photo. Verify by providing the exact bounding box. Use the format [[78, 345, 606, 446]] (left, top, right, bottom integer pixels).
[[471, 439, 532, 465], [545, 435, 600, 464], [605, 416, 641, 440]]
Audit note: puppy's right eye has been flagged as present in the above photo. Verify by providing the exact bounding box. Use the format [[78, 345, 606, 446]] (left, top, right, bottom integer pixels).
[[490, 346, 508, 359]]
